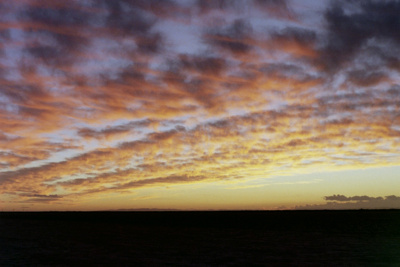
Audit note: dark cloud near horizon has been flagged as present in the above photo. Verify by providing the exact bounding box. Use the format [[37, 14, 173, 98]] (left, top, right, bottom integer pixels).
[[296, 194, 400, 210], [20, 193, 62, 199], [19, 193, 63, 203], [325, 194, 384, 202]]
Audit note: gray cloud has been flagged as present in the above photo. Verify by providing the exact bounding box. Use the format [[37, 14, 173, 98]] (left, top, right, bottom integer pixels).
[[178, 54, 227, 76], [114, 174, 207, 190], [319, 0, 400, 72], [296, 195, 400, 210], [270, 26, 317, 47], [10, 193, 64, 203], [77, 119, 153, 139], [196, 0, 291, 16], [196, 0, 244, 12], [19, 4, 91, 68], [204, 19, 253, 56], [346, 69, 387, 87], [324, 194, 384, 202]]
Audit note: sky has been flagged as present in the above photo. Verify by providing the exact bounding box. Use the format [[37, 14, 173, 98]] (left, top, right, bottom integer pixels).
[[1, 0, 400, 211]]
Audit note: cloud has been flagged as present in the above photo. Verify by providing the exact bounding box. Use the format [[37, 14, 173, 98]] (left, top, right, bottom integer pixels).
[[18, 4, 92, 69], [296, 195, 400, 210], [324, 194, 384, 202], [196, 0, 242, 13], [346, 69, 387, 87], [4, 89, 399, 200], [178, 54, 227, 76], [196, 0, 292, 18], [0, 152, 36, 168], [318, 0, 400, 72], [1, 0, 400, 209], [204, 19, 253, 56], [113, 174, 208, 191], [254, 0, 292, 18], [77, 119, 154, 139], [17, 193, 63, 203], [0, 137, 79, 169], [268, 27, 317, 58]]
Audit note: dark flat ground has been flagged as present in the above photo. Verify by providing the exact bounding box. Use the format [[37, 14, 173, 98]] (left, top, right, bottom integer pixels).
[[1, 210, 400, 266]]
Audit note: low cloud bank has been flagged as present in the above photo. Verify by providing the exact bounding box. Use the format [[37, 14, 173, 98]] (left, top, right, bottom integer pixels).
[[296, 195, 400, 210]]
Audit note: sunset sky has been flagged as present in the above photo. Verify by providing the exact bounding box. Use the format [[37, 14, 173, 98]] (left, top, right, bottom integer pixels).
[[1, 0, 400, 211]]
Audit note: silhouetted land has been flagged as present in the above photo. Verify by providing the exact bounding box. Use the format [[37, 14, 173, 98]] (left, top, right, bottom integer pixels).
[[1, 210, 400, 266]]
